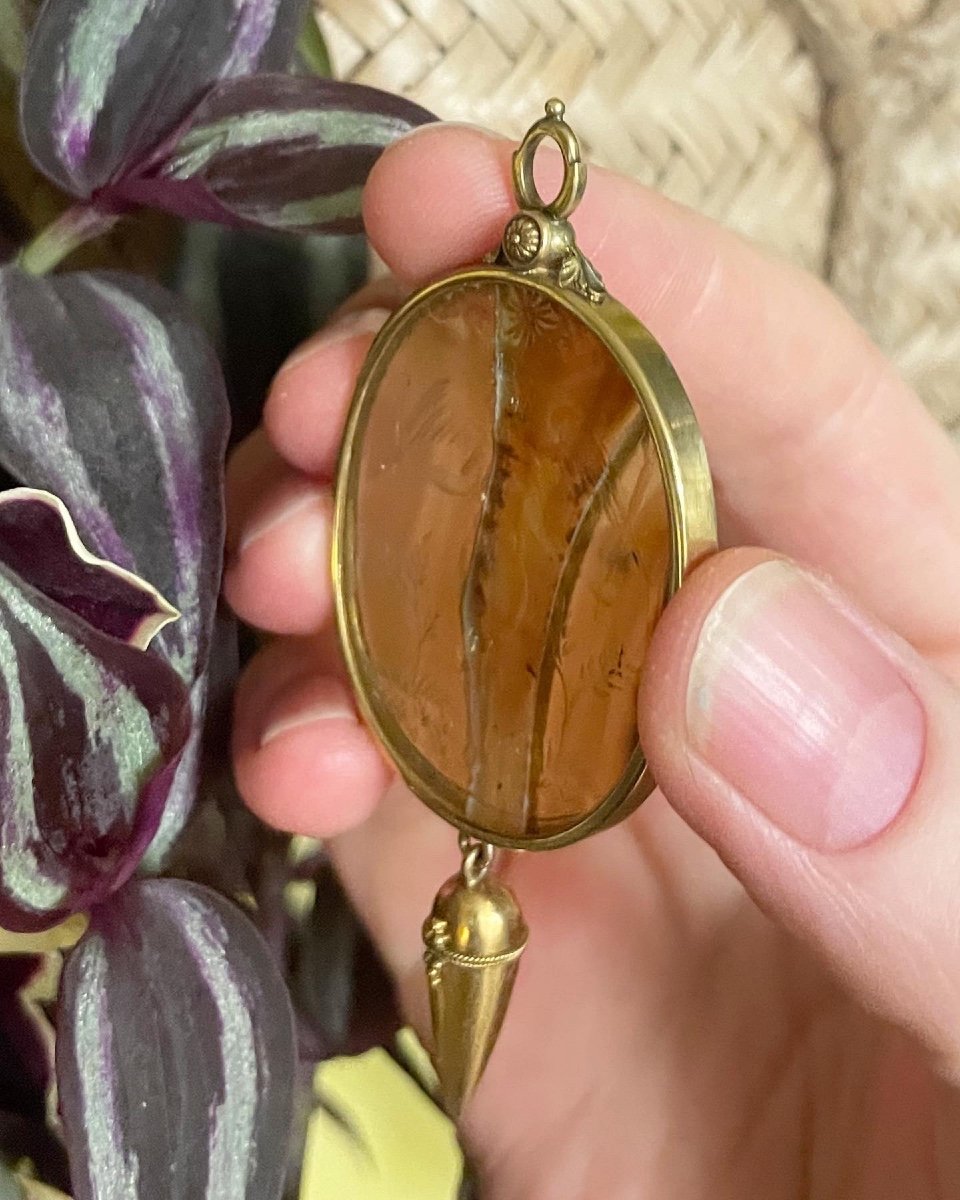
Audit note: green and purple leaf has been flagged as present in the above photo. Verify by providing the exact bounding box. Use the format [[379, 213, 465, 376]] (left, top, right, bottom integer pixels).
[[0, 494, 191, 930], [0, 267, 227, 683], [118, 76, 435, 234], [0, 489, 178, 649], [0, 488, 190, 888], [142, 676, 206, 870], [0, 559, 190, 931], [58, 879, 296, 1200], [0, 266, 230, 863], [19, 0, 308, 196]]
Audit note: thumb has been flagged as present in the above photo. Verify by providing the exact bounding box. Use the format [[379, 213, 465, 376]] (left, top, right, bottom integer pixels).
[[638, 547, 960, 1079]]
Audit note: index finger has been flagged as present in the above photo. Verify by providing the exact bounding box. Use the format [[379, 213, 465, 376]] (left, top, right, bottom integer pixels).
[[362, 125, 960, 672]]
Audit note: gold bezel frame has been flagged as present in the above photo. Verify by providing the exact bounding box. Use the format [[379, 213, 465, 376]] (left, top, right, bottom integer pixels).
[[332, 263, 717, 851]]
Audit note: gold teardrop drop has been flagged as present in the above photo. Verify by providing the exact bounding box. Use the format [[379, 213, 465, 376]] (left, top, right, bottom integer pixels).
[[422, 866, 527, 1117]]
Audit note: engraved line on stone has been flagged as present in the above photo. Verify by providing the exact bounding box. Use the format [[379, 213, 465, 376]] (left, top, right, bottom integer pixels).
[[460, 285, 511, 818], [524, 413, 649, 805]]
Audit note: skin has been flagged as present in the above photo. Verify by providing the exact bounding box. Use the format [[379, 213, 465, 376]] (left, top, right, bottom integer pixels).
[[226, 126, 960, 1199]]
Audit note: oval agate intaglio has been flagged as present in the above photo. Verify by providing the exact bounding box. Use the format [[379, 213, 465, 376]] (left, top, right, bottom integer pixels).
[[334, 268, 715, 849]]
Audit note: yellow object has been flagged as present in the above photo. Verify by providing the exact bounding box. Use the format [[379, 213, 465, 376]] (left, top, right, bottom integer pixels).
[[300, 1036, 462, 1200], [20, 1182, 71, 1199], [0, 913, 86, 955], [423, 859, 527, 1118]]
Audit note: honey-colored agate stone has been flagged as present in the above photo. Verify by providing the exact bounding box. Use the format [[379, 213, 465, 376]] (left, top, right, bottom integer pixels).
[[351, 279, 670, 840]]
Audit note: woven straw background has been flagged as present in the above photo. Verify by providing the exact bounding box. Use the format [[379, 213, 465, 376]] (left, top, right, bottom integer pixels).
[[319, 0, 960, 441]]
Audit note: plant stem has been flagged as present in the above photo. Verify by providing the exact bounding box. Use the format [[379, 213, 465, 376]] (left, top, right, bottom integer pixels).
[[16, 205, 120, 275]]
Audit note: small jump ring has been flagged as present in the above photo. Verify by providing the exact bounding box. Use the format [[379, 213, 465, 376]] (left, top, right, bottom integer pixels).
[[459, 835, 495, 886]]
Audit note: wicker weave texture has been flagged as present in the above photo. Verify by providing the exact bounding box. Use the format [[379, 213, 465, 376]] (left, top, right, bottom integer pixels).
[[319, 0, 960, 438], [803, 0, 960, 439]]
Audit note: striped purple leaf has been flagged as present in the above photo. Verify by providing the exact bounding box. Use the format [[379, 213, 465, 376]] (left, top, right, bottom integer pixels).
[[0, 557, 190, 932], [116, 75, 435, 234], [0, 267, 227, 683], [0, 489, 177, 649], [0, 489, 190, 909], [58, 879, 296, 1200], [19, 0, 307, 197], [0, 266, 229, 864]]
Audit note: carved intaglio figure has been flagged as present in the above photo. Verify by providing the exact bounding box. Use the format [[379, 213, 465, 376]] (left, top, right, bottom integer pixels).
[[333, 100, 717, 1115]]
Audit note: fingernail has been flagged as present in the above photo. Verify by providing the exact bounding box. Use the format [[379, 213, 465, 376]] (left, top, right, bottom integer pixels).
[[260, 700, 357, 748], [260, 682, 357, 748], [279, 307, 391, 374], [686, 560, 925, 851], [237, 487, 327, 557]]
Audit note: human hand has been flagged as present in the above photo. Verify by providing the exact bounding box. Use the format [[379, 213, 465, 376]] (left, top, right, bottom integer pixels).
[[226, 125, 960, 1200]]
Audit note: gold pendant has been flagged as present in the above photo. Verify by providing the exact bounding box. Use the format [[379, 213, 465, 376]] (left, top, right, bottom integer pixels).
[[333, 100, 717, 1116]]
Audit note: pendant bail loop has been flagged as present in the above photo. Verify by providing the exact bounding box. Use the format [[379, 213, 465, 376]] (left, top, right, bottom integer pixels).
[[511, 97, 586, 220]]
